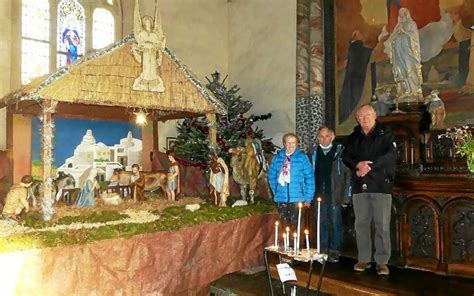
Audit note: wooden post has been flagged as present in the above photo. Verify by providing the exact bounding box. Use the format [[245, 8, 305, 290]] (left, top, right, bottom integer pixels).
[[153, 120, 159, 150], [41, 100, 58, 221], [206, 113, 217, 150]]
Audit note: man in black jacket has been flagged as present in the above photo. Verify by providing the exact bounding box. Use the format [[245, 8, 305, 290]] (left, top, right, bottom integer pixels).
[[342, 104, 397, 276], [309, 127, 351, 263]]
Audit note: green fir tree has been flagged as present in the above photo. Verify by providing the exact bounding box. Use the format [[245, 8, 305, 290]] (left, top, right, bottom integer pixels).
[[174, 71, 274, 166]]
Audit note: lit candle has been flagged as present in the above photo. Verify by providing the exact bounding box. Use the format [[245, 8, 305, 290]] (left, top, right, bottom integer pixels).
[[297, 202, 302, 249], [291, 286, 296, 296], [274, 221, 279, 247], [283, 233, 287, 251], [305, 229, 310, 251], [285, 226, 290, 249], [317, 197, 322, 252], [293, 232, 298, 252]]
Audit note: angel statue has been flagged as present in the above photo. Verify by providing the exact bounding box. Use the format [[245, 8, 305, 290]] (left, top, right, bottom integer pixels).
[[132, 0, 166, 92]]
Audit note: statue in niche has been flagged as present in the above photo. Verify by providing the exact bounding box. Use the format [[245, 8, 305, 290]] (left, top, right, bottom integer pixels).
[[384, 8, 423, 103], [132, 0, 166, 92]]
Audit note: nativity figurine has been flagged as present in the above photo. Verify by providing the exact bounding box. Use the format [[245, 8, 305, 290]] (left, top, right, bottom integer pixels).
[[76, 168, 98, 208], [208, 153, 229, 207], [130, 164, 146, 202], [166, 151, 180, 201], [2, 175, 33, 223]]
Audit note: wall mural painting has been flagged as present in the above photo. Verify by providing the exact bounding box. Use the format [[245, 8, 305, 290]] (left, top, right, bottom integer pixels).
[[31, 117, 142, 186], [335, 0, 474, 135]]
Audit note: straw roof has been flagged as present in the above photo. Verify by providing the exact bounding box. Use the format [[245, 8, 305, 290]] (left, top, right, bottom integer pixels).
[[1, 35, 226, 120]]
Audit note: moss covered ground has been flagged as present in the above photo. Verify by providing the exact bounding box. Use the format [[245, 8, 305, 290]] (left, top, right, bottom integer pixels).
[[0, 199, 276, 254]]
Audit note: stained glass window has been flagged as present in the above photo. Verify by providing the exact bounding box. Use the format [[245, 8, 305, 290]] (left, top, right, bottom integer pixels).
[[21, 0, 50, 85], [57, 0, 85, 67], [93, 8, 115, 49]]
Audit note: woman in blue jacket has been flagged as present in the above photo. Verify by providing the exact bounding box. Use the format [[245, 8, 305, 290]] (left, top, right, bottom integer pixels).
[[268, 133, 315, 228]]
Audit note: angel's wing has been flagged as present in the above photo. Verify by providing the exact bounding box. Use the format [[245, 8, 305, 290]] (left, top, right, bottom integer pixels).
[[154, 0, 164, 38], [133, 0, 143, 37]]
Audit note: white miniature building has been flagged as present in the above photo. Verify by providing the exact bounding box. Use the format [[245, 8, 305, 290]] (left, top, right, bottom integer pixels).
[[111, 131, 142, 170], [57, 129, 142, 187]]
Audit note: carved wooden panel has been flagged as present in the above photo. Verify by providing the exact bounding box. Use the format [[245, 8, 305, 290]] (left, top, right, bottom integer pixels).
[[443, 198, 474, 264], [401, 196, 441, 270]]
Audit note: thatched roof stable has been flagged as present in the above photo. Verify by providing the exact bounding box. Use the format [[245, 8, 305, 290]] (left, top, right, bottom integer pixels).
[[1, 35, 226, 121]]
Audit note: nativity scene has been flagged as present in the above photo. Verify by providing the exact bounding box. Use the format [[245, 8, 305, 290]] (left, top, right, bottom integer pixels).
[[0, 0, 472, 295]]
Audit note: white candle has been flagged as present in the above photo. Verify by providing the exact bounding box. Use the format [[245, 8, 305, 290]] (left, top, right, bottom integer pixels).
[[297, 202, 302, 249], [305, 229, 310, 251], [317, 197, 322, 252], [293, 232, 298, 252], [274, 221, 279, 247], [285, 226, 290, 249], [283, 233, 287, 250]]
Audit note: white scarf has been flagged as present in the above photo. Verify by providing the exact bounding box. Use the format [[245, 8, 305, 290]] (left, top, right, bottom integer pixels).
[[278, 155, 291, 186]]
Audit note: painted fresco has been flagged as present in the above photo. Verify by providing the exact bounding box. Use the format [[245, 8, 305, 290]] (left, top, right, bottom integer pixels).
[[335, 0, 474, 134], [31, 117, 142, 184]]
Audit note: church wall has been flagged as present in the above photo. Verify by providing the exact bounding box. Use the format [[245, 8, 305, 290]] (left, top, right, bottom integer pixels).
[[227, 0, 297, 144], [0, 0, 12, 151], [0, 0, 298, 156], [12, 114, 31, 183], [122, 0, 229, 81], [122, 0, 229, 151]]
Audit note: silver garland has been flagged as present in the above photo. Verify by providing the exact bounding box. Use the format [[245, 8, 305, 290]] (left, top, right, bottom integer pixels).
[[41, 102, 57, 221], [41, 178, 54, 221]]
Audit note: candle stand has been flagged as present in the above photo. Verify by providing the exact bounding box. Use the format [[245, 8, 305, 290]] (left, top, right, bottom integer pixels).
[[264, 246, 328, 296]]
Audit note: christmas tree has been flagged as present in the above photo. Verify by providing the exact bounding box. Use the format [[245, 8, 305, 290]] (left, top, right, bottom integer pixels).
[[174, 71, 274, 166]]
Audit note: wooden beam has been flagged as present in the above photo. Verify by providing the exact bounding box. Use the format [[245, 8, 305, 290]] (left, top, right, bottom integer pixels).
[[8, 100, 207, 122], [153, 121, 159, 150]]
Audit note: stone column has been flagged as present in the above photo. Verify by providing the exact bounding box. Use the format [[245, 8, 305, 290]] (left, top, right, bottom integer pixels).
[[41, 100, 58, 221], [295, 0, 324, 151]]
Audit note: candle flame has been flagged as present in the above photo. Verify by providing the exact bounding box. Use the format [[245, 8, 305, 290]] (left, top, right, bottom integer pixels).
[[304, 229, 309, 235], [283, 233, 286, 237], [275, 221, 279, 226], [298, 202, 303, 208], [317, 197, 322, 202], [293, 232, 297, 238], [286, 226, 290, 231]]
